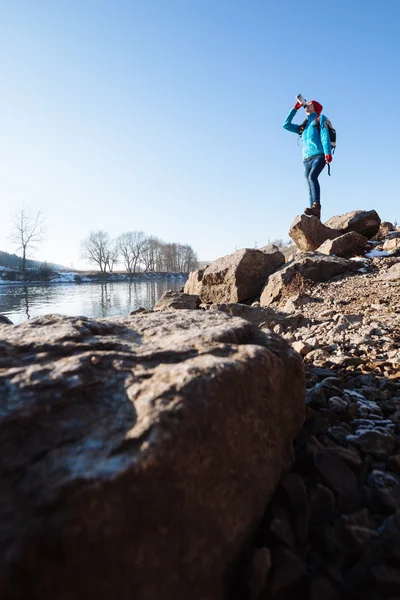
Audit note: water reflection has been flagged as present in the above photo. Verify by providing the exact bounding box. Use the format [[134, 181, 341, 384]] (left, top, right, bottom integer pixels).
[[0, 278, 186, 325]]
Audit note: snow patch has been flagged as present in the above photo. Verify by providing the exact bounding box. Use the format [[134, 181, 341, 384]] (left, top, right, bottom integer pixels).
[[365, 249, 390, 258]]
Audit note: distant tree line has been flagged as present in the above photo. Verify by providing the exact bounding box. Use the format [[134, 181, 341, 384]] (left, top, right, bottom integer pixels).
[[81, 230, 199, 273], [0, 250, 44, 269]]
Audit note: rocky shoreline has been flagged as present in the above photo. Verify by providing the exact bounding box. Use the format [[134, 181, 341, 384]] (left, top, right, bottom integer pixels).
[[232, 267, 400, 599], [0, 209, 399, 599], [175, 209, 400, 598], [0, 268, 188, 286]]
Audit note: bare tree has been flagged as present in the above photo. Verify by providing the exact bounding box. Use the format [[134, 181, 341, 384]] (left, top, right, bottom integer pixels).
[[116, 231, 147, 273], [105, 241, 119, 273], [141, 236, 162, 272], [179, 244, 198, 272], [9, 207, 46, 272], [81, 230, 112, 272]]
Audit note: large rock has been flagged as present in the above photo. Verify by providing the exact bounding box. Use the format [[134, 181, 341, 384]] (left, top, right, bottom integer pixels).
[[0, 312, 305, 600], [185, 248, 285, 303], [316, 231, 368, 258], [383, 238, 400, 253], [260, 253, 354, 306], [324, 209, 381, 239], [183, 268, 204, 296], [289, 214, 340, 251], [153, 290, 200, 311]]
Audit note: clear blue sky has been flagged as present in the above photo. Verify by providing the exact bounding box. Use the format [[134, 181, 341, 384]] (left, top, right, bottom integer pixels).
[[0, 0, 399, 268]]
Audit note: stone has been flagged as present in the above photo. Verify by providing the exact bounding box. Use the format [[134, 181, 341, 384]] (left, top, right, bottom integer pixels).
[[371, 565, 400, 596], [328, 396, 349, 416], [379, 512, 400, 560], [0, 315, 13, 325], [0, 312, 306, 600], [289, 214, 340, 251], [183, 268, 205, 296], [365, 470, 400, 513], [379, 262, 400, 281], [281, 473, 310, 543], [248, 547, 272, 600], [207, 302, 302, 330], [305, 349, 331, 363], [314, 452, 362, 511], [322, 447, 363, 472], [317, 231, 368, 258], [309, 484, 336, 532], [309, 576, 341, 600], [334, 509, 379, 556], [267, 546, 307, 596], [387, 455, 400, 475], [292, 341, 312, 356], [283, 293, 313, 312], [129, 307, 149, 315], [383, 238, 400, 253], [324, 209, 381, 239], [346, 428, 396, 459], [260, 243, 280, 254], [153, 290, 201, 311], [260, 253, 354, 306], [377, 221, 395, 237], [306, 387, 327, 409], [186, 248, 284, 304], [268, 505, 296, 550]]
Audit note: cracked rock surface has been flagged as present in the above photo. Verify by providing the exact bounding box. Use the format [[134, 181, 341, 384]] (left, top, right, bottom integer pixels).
[[0, 310, 305, 600]]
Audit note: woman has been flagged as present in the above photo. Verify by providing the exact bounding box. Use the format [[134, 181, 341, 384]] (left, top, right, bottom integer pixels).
[[283, 99, 332, 219]]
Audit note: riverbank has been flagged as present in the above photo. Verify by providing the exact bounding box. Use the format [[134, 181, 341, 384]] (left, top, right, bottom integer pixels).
[[0, 266, 188, 286]]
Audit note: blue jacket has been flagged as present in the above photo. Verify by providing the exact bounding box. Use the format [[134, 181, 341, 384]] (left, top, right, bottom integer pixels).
[[283, 108, 332, 160]]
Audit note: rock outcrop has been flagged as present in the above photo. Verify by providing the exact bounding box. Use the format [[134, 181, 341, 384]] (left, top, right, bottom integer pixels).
[[0, 311, 305, 600], [260, 253, 354, 306], [289, 214, 339, 251], [324, 209, 381, 239], [316, 231, 368, 258], [184, 248, 284, 303]]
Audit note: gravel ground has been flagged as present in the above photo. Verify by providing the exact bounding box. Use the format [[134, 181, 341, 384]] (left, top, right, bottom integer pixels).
[[235, 236, 400, 600]]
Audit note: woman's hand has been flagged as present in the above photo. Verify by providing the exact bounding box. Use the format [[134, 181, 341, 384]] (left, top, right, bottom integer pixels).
[[294, 101, 303, 110], [325, 154, 333, 163]]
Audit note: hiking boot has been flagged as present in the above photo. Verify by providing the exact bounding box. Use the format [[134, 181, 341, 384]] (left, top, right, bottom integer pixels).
[[304, 203, 321, 219]]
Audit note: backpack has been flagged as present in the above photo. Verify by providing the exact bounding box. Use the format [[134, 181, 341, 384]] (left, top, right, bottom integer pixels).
[[299, 116, 336, 153]]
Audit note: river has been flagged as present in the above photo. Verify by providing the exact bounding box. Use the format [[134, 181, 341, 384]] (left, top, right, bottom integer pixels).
[[0, 277, 187, 325]]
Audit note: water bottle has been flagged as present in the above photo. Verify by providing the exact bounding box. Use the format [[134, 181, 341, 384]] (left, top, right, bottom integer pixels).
[[296, 94, 307, 107]]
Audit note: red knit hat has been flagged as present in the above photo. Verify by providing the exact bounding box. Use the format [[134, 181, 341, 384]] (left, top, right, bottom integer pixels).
[[309, 100, 323, 115]]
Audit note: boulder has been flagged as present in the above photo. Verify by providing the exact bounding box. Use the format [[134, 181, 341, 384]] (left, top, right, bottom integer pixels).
[[0, 312, 305, 600], [375, 221, 395, 240], [260, 253, 354, 306], [153, 290, 200, 311], [383, 238, 400, 253], [316, 231, 368, 258], [289, 215, 340, 251], [324, 209, 381, 239], [184, 268, 205, 296], [185, 248, 284, 304], [379, 262, 400, 281]]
